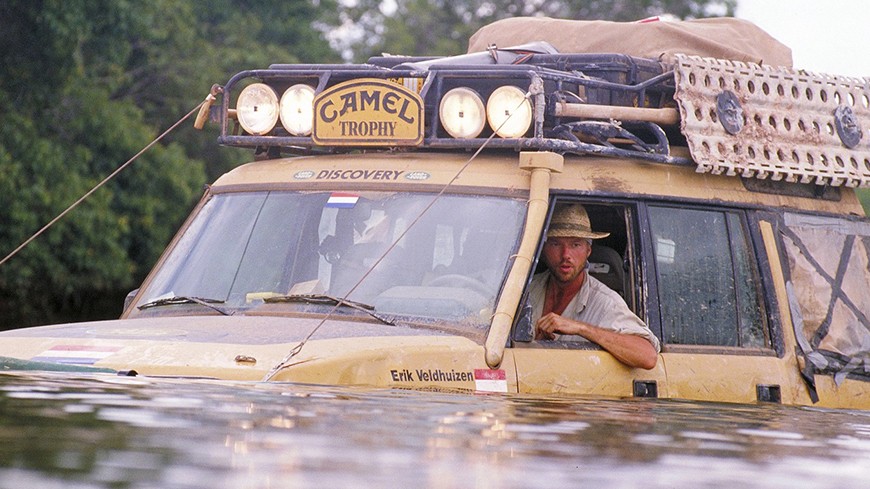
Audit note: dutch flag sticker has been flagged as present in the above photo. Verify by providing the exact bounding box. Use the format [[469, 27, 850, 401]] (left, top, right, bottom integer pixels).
[[474, 368, 508, 393], [325, 192, 360, 208]]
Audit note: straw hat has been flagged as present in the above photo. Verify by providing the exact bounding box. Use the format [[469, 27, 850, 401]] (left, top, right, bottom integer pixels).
[[546, 204, 610, 240]]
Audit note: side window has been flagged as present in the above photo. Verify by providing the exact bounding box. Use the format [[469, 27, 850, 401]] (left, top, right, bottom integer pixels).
[[514, 200, 643, 344], [647, 206, 768, 348]]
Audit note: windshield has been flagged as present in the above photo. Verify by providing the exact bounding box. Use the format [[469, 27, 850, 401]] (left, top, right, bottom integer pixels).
[[134, 190, 526, 328]]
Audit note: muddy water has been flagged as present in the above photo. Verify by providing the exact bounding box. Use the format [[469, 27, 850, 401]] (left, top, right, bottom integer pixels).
[[0, 371, 868, 488]]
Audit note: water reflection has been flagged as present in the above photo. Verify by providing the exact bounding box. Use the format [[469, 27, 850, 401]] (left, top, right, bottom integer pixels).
[[0, 371, 868, 488]]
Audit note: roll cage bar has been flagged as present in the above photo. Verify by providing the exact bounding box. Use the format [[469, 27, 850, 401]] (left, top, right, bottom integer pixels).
[[205, 43, 870, 187], [215, 44, 693, 166]]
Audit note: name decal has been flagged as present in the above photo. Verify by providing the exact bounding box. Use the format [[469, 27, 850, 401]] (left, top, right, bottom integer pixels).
[[390, 368, 474, 383], [315, 169, 405, 181], [388, 368, 509, 393]]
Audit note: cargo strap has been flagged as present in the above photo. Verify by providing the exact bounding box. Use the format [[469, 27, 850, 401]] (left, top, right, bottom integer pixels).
[[674, 54, 870, 187]]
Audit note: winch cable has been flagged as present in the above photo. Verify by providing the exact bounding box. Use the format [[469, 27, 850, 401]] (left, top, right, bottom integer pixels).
[[0, 99, 208, 269], [263, 76, 545, 381]]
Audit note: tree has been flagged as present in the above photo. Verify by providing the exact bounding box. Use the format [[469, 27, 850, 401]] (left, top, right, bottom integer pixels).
[[0, 0, 340, 327], [858, 189, 870, 215], [333, 0, 737, 61]]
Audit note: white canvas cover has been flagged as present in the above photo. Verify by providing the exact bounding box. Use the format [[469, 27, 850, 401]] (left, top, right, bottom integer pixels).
[[468, 17, 793, 68], [782, 213, 870, 390]]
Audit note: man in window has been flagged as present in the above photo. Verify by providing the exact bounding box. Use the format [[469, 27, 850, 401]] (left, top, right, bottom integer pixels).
[[531, 204, 661, 369]]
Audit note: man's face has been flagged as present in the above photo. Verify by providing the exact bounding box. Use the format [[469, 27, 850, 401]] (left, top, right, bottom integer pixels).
[[542, 237, 591, 284]]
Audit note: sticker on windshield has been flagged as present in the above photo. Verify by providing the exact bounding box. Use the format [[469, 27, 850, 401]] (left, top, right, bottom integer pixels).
[[474, 368, 507, 393], [325, 192, 360, 209]]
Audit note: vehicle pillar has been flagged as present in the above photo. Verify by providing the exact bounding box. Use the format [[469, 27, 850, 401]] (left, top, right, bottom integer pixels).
[[484, 151, 563, 368]]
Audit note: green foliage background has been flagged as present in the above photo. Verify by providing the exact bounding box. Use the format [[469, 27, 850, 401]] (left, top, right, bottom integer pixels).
[[858, 189, 870, 212], [335, 0, 735, 61], [0, 0, 340, 327], [21, 0, 865, 330]]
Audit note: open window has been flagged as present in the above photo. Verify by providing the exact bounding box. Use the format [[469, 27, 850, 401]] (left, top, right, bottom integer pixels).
[[646, 205, 769, 349], [513, 199, 644, 345]]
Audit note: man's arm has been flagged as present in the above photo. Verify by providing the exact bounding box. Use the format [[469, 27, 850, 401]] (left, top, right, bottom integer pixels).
[[536, 313, 658, 369]]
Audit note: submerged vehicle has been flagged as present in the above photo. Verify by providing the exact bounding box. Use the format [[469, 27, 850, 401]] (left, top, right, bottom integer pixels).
[[2, 17, 868, 409]]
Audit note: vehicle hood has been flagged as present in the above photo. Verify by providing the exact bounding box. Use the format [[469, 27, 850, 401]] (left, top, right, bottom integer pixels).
[[0, 314, 453, 345]]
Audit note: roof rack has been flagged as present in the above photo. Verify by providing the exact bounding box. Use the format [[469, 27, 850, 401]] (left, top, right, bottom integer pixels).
[[206, 44, 870, 187], [675, 55, 870, 187], [215, 45, 689, 165]]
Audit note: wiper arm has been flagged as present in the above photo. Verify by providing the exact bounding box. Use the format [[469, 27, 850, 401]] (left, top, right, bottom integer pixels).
[[264, 294, 395, 326], [137, 296, 232, 316]]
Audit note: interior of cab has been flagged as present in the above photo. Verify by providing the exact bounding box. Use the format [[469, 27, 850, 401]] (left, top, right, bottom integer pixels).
[[531, 201, 636, 305], [517, 200, 642, 347]]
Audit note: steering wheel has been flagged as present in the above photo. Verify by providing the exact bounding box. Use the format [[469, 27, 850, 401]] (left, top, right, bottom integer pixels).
[[425, 274, 491, 296]]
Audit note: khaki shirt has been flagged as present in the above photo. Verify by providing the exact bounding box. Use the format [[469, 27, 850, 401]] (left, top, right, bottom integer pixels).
[[529, 271, 661, 352]]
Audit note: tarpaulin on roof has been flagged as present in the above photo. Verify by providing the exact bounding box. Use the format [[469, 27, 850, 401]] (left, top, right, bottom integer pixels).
[[468, 17, 793, 68], [781, 213, 870, 394]]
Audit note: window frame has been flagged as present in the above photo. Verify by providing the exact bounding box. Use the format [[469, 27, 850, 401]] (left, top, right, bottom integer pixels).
[[640, 201, 780, 355], [511, 196, 647, 349]]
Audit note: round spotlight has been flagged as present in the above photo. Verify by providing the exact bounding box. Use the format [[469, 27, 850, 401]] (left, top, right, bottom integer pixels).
[[236, 83, 279, 135], [486, 85, 532, 138], [439, 87, 485, 139], [280, 84, 315, 136]]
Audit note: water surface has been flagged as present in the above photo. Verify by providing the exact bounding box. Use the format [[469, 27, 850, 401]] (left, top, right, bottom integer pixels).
[[1, 372, 868, 488]]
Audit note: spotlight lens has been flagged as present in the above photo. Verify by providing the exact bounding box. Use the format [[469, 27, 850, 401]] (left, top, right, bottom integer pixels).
[[280, 84, 315, 136], [439, 87, 485, 139], [486, 85, 532, 138], [236, 83, 279, 135]]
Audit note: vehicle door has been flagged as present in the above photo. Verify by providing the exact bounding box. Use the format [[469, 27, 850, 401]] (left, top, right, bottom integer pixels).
[[509, 198, 667, 399], [644, 203, 795, 404]]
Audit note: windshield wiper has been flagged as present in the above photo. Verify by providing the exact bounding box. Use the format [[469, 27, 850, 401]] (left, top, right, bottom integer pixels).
[[137, 296, 232, 316], [263, 294, 395, 326]]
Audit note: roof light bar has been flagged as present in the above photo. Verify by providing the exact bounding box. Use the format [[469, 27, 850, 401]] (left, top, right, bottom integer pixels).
[[280, 84, 315, 136], [486, 86, 532, 138], [237, 83, 279, 136], [439, 87, 486, 139]]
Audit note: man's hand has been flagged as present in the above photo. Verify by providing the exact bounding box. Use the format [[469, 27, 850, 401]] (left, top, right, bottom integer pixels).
[[534, 312, 658, 370], [535, 312, 579, 339]]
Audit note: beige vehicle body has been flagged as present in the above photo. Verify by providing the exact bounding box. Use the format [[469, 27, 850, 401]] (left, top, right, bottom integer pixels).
[[1, 18, 868, 409]]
